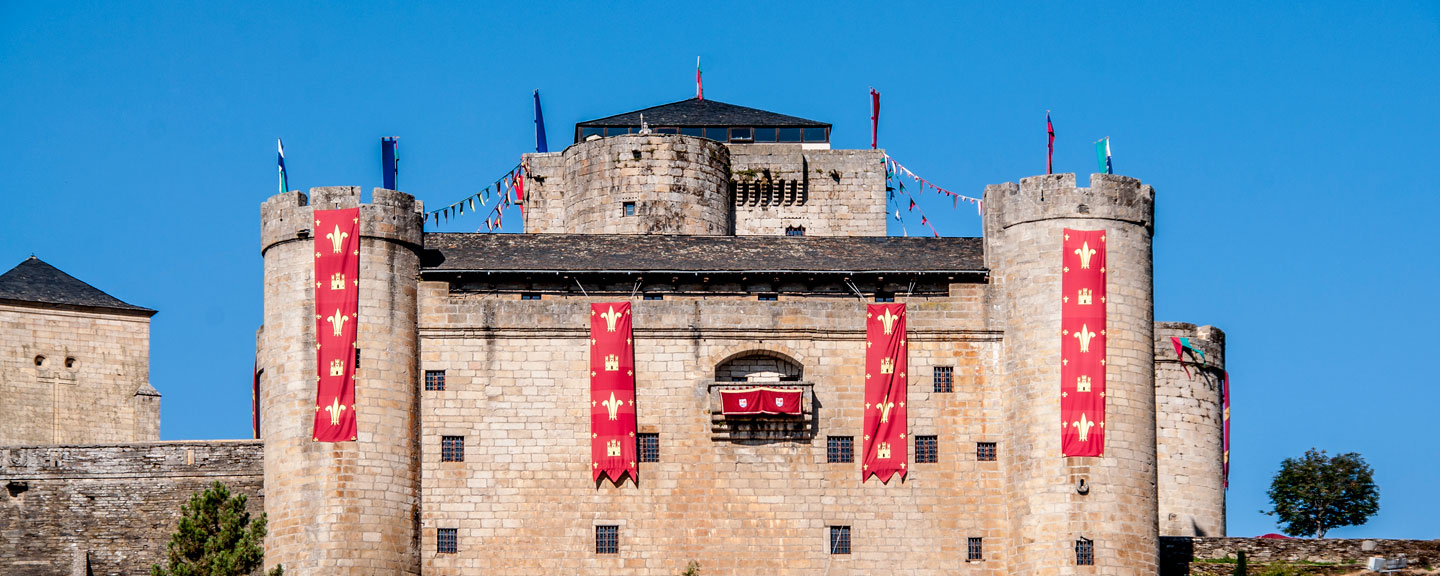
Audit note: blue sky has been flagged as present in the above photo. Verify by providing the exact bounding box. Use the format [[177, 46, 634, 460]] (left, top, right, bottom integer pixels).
[[2, 1, 1436, 539]]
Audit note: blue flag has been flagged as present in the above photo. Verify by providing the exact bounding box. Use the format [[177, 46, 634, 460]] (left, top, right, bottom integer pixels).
[[382, 137, 398, 190], [534, 89, 549, 153], [1096, 137, 1113, 175]]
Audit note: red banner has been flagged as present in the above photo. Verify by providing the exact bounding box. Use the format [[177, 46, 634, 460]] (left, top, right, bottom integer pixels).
[[1223, 371, 1231, 487], [719, 387, 803, 415], [590, 303, 637, 483], [1061, 229, 1106, 457], [312, 208, 359, 442], [863, 303, 907, 482]]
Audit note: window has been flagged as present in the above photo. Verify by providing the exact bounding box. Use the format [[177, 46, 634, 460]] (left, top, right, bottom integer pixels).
[[605, 127, 632, 137], [803, 127, 828, 142], [777, 127, 802, 142], [521, 293, 542, 300], [977, 442, 997, 462], [785, 225, 805, 236], [933, 366, 954, 393], [441, 436, 464, 462], [827, 436, 854, 463], [967, 537, 983, 561], [622, 202, 635, 216], [829, 526, 851, 554], [437, 528, 457, 554], [424, 370, 446, 391], [33, 355, 44, 366], [915, 435, 938, 463], [580, 127, 603, 140], [729, 127, 753, 142], [64, 357, 75, 368], [638, 433, 659, 463], [752, 127, 777, 142], [355, 348, 360, 369], [654, 127, 678, 135], [703, 127, 728, 141], [642, 294, 663, 301], [679, 127, 703, 137], [595, 525, 619, 554], [758, 293, 778, 301], [874, 292, 895, 303], [1075, 538, 1094, 565]]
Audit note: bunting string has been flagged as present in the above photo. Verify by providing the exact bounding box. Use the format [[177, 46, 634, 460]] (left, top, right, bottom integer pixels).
[[424, 163, 526, 232], [883, 154, 982, 237]]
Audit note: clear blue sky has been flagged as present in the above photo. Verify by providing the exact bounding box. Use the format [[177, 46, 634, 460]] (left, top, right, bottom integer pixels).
[[3, 1, 1436, 539]]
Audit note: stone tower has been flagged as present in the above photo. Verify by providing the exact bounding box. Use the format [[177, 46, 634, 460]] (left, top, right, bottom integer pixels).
[[984, 173, 1158, 574], [1155, 322, 1227, 537], [258, 186, 424, 575]]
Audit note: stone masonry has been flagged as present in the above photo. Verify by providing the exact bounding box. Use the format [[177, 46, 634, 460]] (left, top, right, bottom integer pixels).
[[1155, 323, 1227, 538]]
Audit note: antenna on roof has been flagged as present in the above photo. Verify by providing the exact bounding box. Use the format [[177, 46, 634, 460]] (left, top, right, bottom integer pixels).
[[638, 114, 652, 135]]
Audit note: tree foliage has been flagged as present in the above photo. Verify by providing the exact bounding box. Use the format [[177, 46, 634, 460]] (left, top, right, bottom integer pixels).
[[1265, 449, 1379, 538], [151, 481, 282, 576]]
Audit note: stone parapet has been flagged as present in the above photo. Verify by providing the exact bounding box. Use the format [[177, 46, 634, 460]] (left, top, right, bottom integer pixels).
[[261, 187, 424, 256]]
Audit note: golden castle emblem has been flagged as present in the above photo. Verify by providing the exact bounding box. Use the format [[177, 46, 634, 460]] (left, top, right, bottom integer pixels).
[[877, 442, 891, 459], [1076, 375, 1091, 392], [604, 354, 619, 372], [880, 357, 894, 374], [330, 273, 347, 291], [606, 439, 622, 457], [330, 359, 345, 377], [1077, 288, 1092, 305]]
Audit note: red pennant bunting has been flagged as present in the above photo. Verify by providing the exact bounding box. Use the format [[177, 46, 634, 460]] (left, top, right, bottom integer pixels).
[[863, 303, 907, 482], [1061, 229, 1106, 456], [312, 208, 359, 442], [590, 303, 638, 483]]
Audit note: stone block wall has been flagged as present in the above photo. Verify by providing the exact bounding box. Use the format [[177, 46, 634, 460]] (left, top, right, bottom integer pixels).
[[1160, 536, 1440, 576], [1155, 323, 1226, 537], [0, 303, 159, 446], [730, 146, 886, 237], [0, 441, 263, 576]]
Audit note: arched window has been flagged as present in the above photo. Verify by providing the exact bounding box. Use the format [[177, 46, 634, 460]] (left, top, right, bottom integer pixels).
[[715, 351, 802, 383], [785, 225, 805, 236]]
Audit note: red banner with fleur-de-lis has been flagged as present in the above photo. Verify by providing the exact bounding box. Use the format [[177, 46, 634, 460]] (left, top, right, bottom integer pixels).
[[590, 302, 637, 483], [1061, 229, 1106, 457], [863, 303, 907, 482], [313, 208, 360, 442]]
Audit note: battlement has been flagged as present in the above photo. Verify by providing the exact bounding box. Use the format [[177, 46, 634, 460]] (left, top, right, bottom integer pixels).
[[1155, 322, 1226, 373], [983, 173, 1155, 236], [261, 187, 425, 255]]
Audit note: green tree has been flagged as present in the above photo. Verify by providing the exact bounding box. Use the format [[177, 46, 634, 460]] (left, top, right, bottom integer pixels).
[[151, 481, 282, 576], [1264, 449, 1379, 538]]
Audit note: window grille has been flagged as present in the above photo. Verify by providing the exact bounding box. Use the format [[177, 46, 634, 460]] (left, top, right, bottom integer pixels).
[[595, 525, 619, 554], [437, 528, 457, 554], [829, 526, 851, 554], [1075, 538, 1094, 565], [440, 436, 464, 462], [933, 366, 954, 393], [638, 433, 659, 463], [967, 537, 983, 561], [424, 370, 446, 391], [827, 436, 854, 463], [785, 226, 805, 236], [977, 442, 997, 462], [622, 202, 635, 216], [915, 435, 938, 463]]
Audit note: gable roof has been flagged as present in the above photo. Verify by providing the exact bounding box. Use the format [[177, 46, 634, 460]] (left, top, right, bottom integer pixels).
[[576, 98, 829, 128], [0, 257, 156, 315]]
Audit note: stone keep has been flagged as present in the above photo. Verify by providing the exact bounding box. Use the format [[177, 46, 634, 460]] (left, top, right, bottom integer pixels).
[[1155, 322, 1227, 537]]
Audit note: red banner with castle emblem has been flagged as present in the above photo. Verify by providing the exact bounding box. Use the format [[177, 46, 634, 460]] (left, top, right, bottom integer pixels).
[[312, 208, 359, 442], [1061, 229, 1106, 457], [863, 303, 907, 482], [590, 303, 637, 483]]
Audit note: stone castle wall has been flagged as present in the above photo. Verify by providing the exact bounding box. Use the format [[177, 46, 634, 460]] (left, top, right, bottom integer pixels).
[[1155, 322, 1227, 537], [729, 146, 887, 236], [0, 441, 263, 576], [0, 302, 159, 446]]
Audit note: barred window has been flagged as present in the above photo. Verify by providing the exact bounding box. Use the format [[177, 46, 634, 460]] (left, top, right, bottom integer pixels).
[[1075, 538, 1094, 565], [437, 528, 457, 554], [827, 436, 853, 463], [642, 294, 663, 301], [595, 525, 618, 554], [638, 433, 659, 463], [424, 370, 446, 391], [521, 293, 541, 300], [915, 435, 938, 463], [785, 225, 805, 236], [440, 436, 464, 462], [933, 366, 954, 393], [758, 293, 778, 301], [967, 537, 983, 561], [874, 292, 895, 303], [622, 202, 635, 216], [355, 348, 360, 369], [977, 442, 997, 462], [829, 526, 851, 554]]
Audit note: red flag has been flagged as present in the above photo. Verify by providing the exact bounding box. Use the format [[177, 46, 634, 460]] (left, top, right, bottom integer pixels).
[[590, 303, 638, 483], [252, 359, 261, 440], [863, 304, 907, 482], [696, 57, 703, 100], [312, 208, 360, 442], [870, 88, 881, 149], [1061, 229, 1106, 456], [1223, 372, 1231, 488], [1047, 112, 1055, 174], [720, 387, 802, 415]]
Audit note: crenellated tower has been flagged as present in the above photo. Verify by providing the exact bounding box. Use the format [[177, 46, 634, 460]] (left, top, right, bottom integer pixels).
[[984, 173, 1158, 574], [258, 186, 424, 575], [1155, 322, 1227, 537]]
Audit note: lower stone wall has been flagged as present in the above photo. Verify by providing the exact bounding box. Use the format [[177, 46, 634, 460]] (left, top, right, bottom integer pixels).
[[0, 441, 264, 576], [1161, 536, 1440, 575]]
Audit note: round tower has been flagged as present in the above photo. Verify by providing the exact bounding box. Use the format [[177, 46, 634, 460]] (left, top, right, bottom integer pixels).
[[983, 173, 1157, 574], [259, 186, 423, 575], [561, 133, 730, 234], [1154, 322, 1227, 537]]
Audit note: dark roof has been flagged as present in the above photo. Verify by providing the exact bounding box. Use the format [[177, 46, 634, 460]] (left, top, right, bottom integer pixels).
[[421, 234, 984, 274], [0, 257, 156, 315], [576, 98, 829, 128]]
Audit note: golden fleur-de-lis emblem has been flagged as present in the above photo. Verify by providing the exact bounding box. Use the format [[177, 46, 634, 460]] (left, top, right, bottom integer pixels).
[[1075, 241, 1097, 269], [1073, 413, 1094, 441], [604, 354, 619, 372], [1076, 375, 1091, 392], [877, 442, 891, 460], [880, 357, 895, 374], [326, 225, 349, 255], [1074, 324, 1096, 353], [878, 307, 900, 335], [600, 306, 622, 333], [602, 392, 622, 421], [324, 397, 346, 426], [877, 396, 896, 423], [326, 309, 349, 337], [606, 439, 622, 457], [1077, 288, 1092, 305]]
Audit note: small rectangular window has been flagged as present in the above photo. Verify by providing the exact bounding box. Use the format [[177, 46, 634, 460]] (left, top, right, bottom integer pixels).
[[977, 442, 997, 462], [679, 127, 703, 137], [874, 292, 895, 303], [642, 294, 663, 301], [758, 293, 778, 301], [638, 433, 659, 463], [802, 127, 827, 142], [785, 226, 805, 236], [1075, 538, 1094, 565], [521, 293, 541, 300], [829, 526, 851, 555], [441, 436, 464, 462], [933, 366, 954, 393], [915, 435, 938, 463], [703, 127, 728, 141], [967, 537, 983, 561], [622, 202, 635, 216], [355, 348, 361, 369], [752, 127, 777, 142], [827, 436, 853, 463], [424, 370, 446, 391], [729, 127, 753, 142], [437, 528, 457, 554], [596, 525, 619, 554], [777, 127, 802, 142]]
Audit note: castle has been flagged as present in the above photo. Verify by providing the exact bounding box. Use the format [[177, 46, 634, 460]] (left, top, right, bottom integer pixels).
[[2, 97, 1230, 575]]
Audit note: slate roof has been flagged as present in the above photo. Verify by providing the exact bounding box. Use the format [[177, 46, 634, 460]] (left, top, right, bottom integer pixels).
[[576, 98, 829, 129], [0, 257, 156, 315], [421, 234, 985, 275]]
